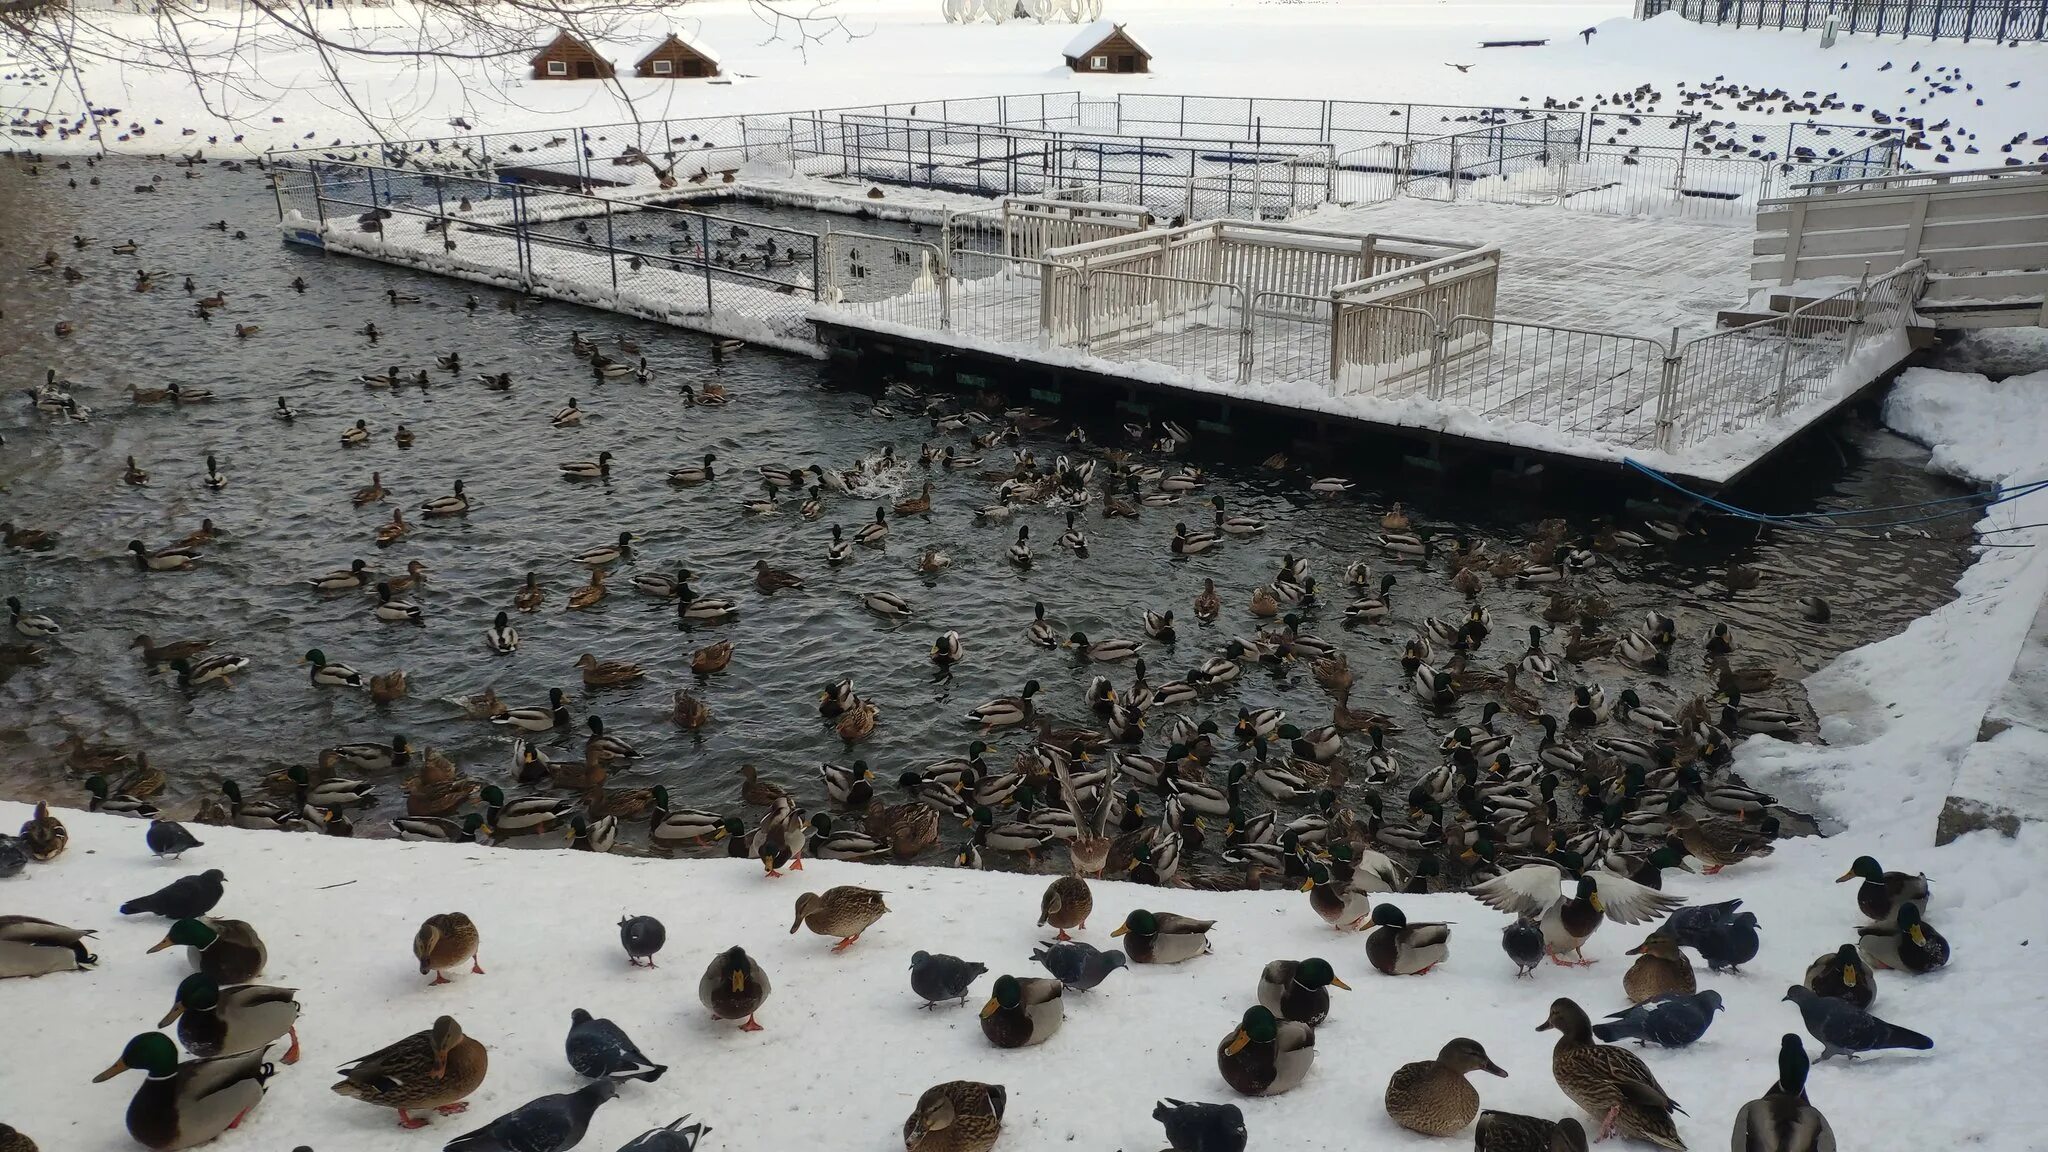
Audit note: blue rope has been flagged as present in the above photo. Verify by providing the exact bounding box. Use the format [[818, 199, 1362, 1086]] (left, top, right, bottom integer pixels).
[[1623, 459, 2048, 533]]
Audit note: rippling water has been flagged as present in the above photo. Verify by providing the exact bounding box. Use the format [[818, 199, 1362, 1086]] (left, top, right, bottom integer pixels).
[[0, 156, 1974, 865]]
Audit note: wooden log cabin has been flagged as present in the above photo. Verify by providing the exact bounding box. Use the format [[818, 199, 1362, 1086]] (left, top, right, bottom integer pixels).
[[1063, 22, 1150, 74], [531, 31, 617, 81], [635, 33, 722, 79]]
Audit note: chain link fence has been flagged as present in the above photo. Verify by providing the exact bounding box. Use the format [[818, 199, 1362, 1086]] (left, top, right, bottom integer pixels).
[[1641, 0, 2047, 41]]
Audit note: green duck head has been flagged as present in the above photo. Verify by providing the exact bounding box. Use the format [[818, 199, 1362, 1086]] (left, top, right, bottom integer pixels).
[[983, 973, 1024, 1017], [93, 1032, 181, 1081], [160, 973, 222, 1025], [1294, 956, 1349, 991], [150, 918, 220, 955], [1226, 1005, 1280, 1053], [1367, 903, 1408, 930], [1115, 908, 1159, 938], [1838, 855, 1884, 883], [85, 774, 111, 798]]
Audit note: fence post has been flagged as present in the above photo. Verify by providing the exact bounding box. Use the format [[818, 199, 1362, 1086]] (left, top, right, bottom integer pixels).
[[700, 214, 714, 314], [1427, 316, 1450, 401], [1771, 312, 1798, 415], [1448, 141, 1460, 201], [1077, 270, 1094, 352], [311, 163, 328, 230], [605, 199, 619, 303], [812, 232, 823, 302], [1653, 326, 1683, 451], [1238, 289, 1256, 386], [1841, 264, 1873, 365]]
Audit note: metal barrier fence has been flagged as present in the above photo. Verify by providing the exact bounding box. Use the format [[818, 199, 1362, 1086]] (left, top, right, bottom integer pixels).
[[1640, 0, 2047, 41]]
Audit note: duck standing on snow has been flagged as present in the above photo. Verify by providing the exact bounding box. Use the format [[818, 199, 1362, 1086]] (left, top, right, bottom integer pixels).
[[92, 1033, 276, 1150], [698, 945, 770, 1031], [413, 912, 483, 985], [1538, 998, 1685, 1150], [331, 1014, 488, 1129], [791, 887, 888, 952]]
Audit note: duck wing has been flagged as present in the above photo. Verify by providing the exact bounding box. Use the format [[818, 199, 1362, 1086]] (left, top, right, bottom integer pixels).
[[1587, 869, 1686, 925], [1467, 861, 1566, 917]]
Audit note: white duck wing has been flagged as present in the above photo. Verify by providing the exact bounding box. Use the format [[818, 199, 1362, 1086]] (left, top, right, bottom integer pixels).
[[1587, 869, 1686, 925], [1466, 862, 1566, 917]]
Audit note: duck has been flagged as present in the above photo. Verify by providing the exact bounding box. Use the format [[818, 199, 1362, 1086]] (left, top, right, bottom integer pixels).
[[677, 584, 738, 621], [92, 1033, 276, 1149], [0, 914, 98, 977], [569, 568, 609, 610], [1724, 692, 1799, 735], [331, 1015, 488, 1129], [571, 530, 638, 567], [1803, 944, 1875, 1010], [825, 524, 855, 565], [1217, 1005, 1314, 1096], [84, 774, 160, 817], [302, 648, 364, 688], [853, 506, 890, 546], [904, 1081, 1005, 1152], [373, 583, 423, 624], [1856, 903, 1948, 973], [6, 597, 59, 638], [1068, 632, 1140, 662], [1731, 1033, 1835, 1152], [171, 654, 250, 689], [491, 687, 569, 732], [628, 565, 693, 601], [129, 540, 202, 572], [667, 453, 717, 485], [1257, 957, 1350, 1026], [585, 716, 641, 763], [1171, 522, 1218, 555], [1466, 863, 1683, 966], [341, 419, 372, 446], [979, 974, 1064, 1048], [861, 590, 913, 620], [1211, 496, 1265, 535], [560, 451, 614, 480], [790, 886, 890, 951], [966, 680, 1040, 730], [577, 653, 644, 687], [1384, 1038, 1508, 1136], [1836, 855, 1931, 925], [420, 480, 469, 516], [485, 611, 518, 653], [1111, 908, 1214, 964], [1621, 932, 1695, 1004], [158, 973, 301, 1062], [1363, 903, 1452, 975], [699, 946, 771, 1032], [1538, 998, 1685, 1150], [321, 735, 411, 773], [306, 559, 372, 592], [412, 913, 483, 985], [837, 701, 881, 743], [148, 917, 269, 984]]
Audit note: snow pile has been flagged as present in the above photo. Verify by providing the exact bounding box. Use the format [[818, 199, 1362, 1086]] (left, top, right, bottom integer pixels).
[[3, 791, 2044, 1152]]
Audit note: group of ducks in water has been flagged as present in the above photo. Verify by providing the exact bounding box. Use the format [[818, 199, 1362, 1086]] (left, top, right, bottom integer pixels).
[[2, 779, 1946, 1152]]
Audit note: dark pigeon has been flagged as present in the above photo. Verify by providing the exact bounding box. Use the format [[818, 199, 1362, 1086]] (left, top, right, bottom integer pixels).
[[1697, 910, 1761, 971], [119, 869, 225, 918], [146, 820, 204, 859], [909, 950, 987, 1008], [444, 1079, 617, 1152], [1031, 939, 1127, 991], [618, 915, 665, 967], [1502, 916, 1544, 977], [1592, 989, 1723, 1047], [565, 1009, 665, 1083], [617, 1114, 712, 1152], [1155, 1098, 1247, 1152], [1783, 984, 1932, 1060], [0, 835, 26, 878], [1663, 898, 1742, 950]]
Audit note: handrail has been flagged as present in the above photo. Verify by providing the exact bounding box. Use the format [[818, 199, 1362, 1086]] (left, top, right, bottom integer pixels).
[[1330, 244, 1502, 299], [1785, 162, 2048, 194]]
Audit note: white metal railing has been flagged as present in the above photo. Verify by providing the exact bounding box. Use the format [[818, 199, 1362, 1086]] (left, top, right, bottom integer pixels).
[[1000, 197, 1155, 260], [1787, 161, 2048, 195]]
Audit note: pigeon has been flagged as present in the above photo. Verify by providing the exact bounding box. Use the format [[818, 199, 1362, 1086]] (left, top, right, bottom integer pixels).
[[0, 835, 25, 878], [1782, 985, 1932, 1060], [1501, 916, 1545, 977], [146, 820, 205, 859], [119, 869, 225, 918], [1697, 910, 1761, 971], [1662, 898, 1742, 949], [564, 1009, 665, 1083], [618, 915, 665, 967], [1154, 1098, 1247, 1152], [443, 1079, 617, 1151], [1031, 939, 1127, 991], [909, 950, 987, 1008], [1592, 990, 1723, 1047], [617, 1115, 713, 1152]]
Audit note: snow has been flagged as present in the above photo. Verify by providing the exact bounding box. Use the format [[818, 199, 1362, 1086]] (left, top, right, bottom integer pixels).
[[1061, 21, 1140, 61]]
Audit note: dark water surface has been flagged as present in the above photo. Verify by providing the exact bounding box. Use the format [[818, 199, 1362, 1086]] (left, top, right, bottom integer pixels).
[[0, 156, 1974, 865]]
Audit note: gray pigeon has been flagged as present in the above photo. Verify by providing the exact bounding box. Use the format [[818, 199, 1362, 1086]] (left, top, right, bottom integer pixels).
[[1698, 911, 1761, 971], [1154, 1098, 1247, 1152], [146, 820, 204, 859], [0, 835, 25, 879], [1501, 916, 1544, 977], [1663, 898, 1743, 950], [1031, 939, 1127, 991], [119, 869, 225, 917], [618, 915, 665, 967], [616, 1114, 712, 1152], [1592, 989, 1723, 1047], [909, 950, 987, 1008], [444, 1079, 617, 1151], [1782, 985, 1932, 1060], [566, 1009, 666, 1083]]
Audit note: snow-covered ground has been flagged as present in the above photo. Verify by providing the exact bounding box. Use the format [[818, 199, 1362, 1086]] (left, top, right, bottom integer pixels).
[[6, 359, 2048, 1149], [5, 0, 2045, 166]]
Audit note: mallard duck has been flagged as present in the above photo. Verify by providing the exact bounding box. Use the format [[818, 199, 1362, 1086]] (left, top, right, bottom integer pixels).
[[1068, 632, 1140, 662], [584, 715, 640, 763], [1731, 1033, 1834, 1152], [214, 779, 291, 831], [123, 455, 153, 485], [1725, 691, 1798, 735], [412, 913, 482, 985], [479, 611, 518, 654], [0, 914, 97, 977], [17, 802, 65, 861], [372, 583, 422, 625], [1836, 855, 1931, 925], [478, 785, 573, 837], [1171, 522, 1218, 556], [566, 813, 619, 853], [966, 679, 1039, 730], [849, 506, 889, 546], [1257, 957, 1350, 1026], [1384, 1037, 1508, 1136], [691, 639, 734, 676], [1218, 1005, 1314, 1096], [306, 559, 372, 593], [286, 766, 374, 810], [667, 453, 717, 485], [512, 573, 546, 613], [382, 561, 429, 596], [576, 652, 644, 687], [149, 917, 268, 984], [1112, 908, 1213, 964], [1538, 998, 1685, 1150], [971, 806, 1059, 861], [159, 973, 300, 1062], [790, 886, 889, 951], [905, 1081, 1005, 1152], [978, 974, 1063, 1048], [1473, 1111, 1588, 1152], [1803, 944, 1875, 1010], [1856, 903, 1948, 973], [803, 812, 887, 861], [677, 584, 736, 621], [130, 540, 202, 572], [639, 788, 722, 848], [170, 654, 250, 689], [567, 567, 609, 610], [1036, 876, 1093, 941], [1362, 903, 1452, 975], [571, 530, 638, 566], [1467, 863, 1682, 965], [92, 1033, 275, 1149], [699, 945, 771, 1031], [1667, 811, 1773, 873], [404, 770, 480, 820], [419, 480, 469, 516], [492, 687, 568, 732], [836, 700, 880, 743], [332, 1014, 487, 1128], [1622, 932, 1695, 1004], [300, 647, 364, 689]]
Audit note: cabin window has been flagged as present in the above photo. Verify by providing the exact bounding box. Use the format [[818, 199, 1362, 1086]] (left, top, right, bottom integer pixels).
[[1090, 54, 1107, 70], [653, 58, 673, 74], [547, 59, 567, 76]]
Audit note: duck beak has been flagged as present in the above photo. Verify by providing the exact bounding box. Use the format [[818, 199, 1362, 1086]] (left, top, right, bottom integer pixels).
[[158, 1002, 186, 1028], [1625, 941, 1646, 955], [1223, 1029, 1251, 1056], [1588, 892, 1606, 914], [731, 971, 746, 994], [1834, 869, 1855, 882], [92, 1059, 129, 1083], [1483, 1059, 1508, 1077], [980, 998, 1000, 1019], [1842, 968, 1857, 988], [1535, 1020, 1554, 1033], [1330, 976, 1352, 991], [1299, 879, 1314, 892], [1459, 848, 1477, 861], [1109, 924, 1129, 938], [146, 936, 174, 954]]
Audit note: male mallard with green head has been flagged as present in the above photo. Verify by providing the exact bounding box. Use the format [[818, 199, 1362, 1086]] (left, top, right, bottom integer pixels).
[[979, 974, 1063, 1048], [1256, 957, 1350, 1025], [1111, 908, 1214, 964], [1217, 1005, 1314, 1096], [148, 917, 266, 984], [93, 1032, 275, 1150]]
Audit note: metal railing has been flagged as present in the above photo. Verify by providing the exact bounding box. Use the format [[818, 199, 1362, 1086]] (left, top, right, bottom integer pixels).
[[1639, 0, 2047, 42]]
